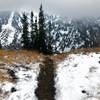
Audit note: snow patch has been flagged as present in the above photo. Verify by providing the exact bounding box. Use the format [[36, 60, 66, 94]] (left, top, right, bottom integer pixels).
[[0, 63, 40, 100], [55, 53, 100, 100]]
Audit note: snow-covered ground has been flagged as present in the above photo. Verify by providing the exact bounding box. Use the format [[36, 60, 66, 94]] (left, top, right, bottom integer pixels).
[[0, 62, 40, 100], [1, 52, 100, 100], [55, 53, 100, 100]]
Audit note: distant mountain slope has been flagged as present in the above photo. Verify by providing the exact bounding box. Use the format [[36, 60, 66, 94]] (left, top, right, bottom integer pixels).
[[0, 12, 21, 49], [0, 11, 100, 53]]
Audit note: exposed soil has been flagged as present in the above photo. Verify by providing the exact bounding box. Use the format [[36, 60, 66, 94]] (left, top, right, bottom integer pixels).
[[35, 57, 55, 100]]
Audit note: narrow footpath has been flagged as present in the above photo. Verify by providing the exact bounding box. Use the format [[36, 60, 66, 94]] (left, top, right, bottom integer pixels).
[[35, 56, 55, 100]]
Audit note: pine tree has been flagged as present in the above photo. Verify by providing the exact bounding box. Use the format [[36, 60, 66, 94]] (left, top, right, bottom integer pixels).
[[21, 13, 29, 50], [34, 17, 38, 36], [38, 4, 47, 53], [30, 12, 39, 51], [46, 21, 53, 54], [0, 40, 2, 49], [34, 17, 39, 50], [30, 11, 34, 50]]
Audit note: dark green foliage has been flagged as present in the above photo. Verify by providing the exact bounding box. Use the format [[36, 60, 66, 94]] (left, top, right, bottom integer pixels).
[[20, 6, 53, 54], [21, 13, 30, 50], [0, 40, 2, 49], [30, 12, 39, 51], [46, 21, 53, 54], [30, 11, 35, 50], [38, 4, 47, 54], [33, 17, 39, 50]]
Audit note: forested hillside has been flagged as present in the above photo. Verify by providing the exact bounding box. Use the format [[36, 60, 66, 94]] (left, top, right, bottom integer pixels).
[[0, 6, 100, 54]]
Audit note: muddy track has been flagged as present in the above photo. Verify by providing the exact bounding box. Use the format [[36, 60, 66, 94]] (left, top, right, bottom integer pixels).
[[35, 56, 55, 100]]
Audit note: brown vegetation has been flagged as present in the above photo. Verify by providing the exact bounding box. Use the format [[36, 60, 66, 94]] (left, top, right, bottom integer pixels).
[[0, 48, 100, 63], [0, 50, 44, 64], [0, 48, 100, 82], [51, 48, 100, 62]]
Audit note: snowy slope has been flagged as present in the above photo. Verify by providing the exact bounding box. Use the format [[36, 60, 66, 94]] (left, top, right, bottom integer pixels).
[[1, 51, 100, 100], [0, 12, 16, 46], [0, 11, 100, 52], [0, 63, 40, 100], [55, 53, 100, 100], [45, 15, 100, 53], [0, 12, 22, 48]]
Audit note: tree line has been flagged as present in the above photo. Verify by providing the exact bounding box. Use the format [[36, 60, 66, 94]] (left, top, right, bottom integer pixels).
[[21, 4, 53, 54], [0, 5, 99, 54]]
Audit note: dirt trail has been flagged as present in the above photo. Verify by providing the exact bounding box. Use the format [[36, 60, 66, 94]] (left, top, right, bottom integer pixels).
[[35, 56, 55, 100]]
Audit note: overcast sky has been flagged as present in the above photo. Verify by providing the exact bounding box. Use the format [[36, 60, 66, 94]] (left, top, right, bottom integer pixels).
[[0, 0, 100, 17]]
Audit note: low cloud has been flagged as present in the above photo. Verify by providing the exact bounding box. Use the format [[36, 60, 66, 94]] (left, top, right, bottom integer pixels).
[[0, 0, 100, 17]]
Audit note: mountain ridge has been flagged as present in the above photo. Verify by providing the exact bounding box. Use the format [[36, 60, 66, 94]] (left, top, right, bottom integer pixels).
[[0, 11, 100, 53]]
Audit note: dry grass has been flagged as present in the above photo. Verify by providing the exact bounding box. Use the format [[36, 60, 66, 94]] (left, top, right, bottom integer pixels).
[[51, 54, 66, 62], [0, 69, 15, 82], [0, 48, 100, 63], [69, 48, 100, 54], [52, 48, 100, 62], [0, 50, 44, 64], [0, 50, 45, 82], [0, 75, 12, 82], [0, 48, 100, 82]]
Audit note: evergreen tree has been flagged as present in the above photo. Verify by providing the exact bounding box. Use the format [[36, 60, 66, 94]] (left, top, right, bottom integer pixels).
[[46, 21, 53, 54], [34, 17, 38, 35], [0, 40, 2, 49], [30, 11, 34, 50], [38, 4, 47, 53], [21, 13, 29, 50], [34, 17, 39, 50]]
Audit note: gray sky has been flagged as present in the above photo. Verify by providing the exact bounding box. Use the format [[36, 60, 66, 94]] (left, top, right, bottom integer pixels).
[[0, 0, 100, 17]]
